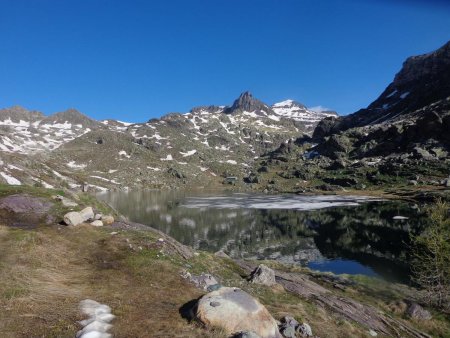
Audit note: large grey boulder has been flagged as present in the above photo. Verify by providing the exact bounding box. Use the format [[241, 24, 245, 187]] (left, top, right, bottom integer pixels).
[[64, 211, 84, 226], [249, 264, 276, 286], [196, 287, 281, 338]]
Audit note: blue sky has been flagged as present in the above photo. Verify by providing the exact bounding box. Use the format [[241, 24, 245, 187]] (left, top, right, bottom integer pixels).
[[0, 0, 449, 122]]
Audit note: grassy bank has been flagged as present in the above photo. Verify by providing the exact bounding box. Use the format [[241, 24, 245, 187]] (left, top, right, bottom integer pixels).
[[0, 186, 449, 337]]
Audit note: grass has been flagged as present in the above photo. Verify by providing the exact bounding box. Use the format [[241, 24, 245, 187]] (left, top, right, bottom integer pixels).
[[1, 186, 449, 337]]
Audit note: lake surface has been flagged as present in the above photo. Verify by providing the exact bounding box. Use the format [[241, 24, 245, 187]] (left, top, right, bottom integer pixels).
[[98, 190, 429, 283]]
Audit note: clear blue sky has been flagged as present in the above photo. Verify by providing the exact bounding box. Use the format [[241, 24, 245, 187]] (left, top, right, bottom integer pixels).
[[1, 0, 449, 122]]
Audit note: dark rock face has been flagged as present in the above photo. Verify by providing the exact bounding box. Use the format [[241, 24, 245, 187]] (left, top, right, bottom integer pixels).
[[224, 91, 274, 115], [315, 40, 450, 136]]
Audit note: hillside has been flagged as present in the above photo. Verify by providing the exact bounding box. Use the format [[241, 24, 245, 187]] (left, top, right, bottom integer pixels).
[[0, 92, 332, 190]]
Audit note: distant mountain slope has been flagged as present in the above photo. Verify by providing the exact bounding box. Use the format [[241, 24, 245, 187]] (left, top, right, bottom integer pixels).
[[0, 92, 334, 190]]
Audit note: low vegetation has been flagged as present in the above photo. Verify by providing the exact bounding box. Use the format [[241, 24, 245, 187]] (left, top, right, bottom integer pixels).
[[411, 199, 450, 311]]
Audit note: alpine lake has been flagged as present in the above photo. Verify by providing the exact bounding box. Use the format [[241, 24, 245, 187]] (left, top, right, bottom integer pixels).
[[97, 189, 430, 284]]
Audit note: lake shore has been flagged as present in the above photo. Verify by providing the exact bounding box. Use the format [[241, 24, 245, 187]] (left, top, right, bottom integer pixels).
[[0, 185, 448, 337]]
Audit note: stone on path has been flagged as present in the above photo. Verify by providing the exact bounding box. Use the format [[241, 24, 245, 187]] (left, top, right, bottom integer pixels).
[[196, 287, 281, 338]]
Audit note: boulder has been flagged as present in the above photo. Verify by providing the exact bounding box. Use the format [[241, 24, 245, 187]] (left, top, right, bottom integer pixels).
[[196, 287, 281, 338], [91, 220, 103, 227], [406, 302, 432, 320], [101, 215, 115, 225], [249, 264, 277, 286], [64, 211, 84, 226], [80, 207, 95, 222]]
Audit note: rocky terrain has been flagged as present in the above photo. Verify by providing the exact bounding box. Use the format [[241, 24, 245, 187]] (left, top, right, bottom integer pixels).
[[247, 41, 450, 194], [0, 92, 335, 191]]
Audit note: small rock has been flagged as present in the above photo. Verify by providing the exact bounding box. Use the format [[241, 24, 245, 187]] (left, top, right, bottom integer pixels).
[[369, 329, 377, 336], [110, 232, 118, 235], [91, 220, 103, 227], [188, 273, 219, 291], [249, 264, 277, 286], [280, 316, 299, 328], [406, 302, 432, 320], [53, 195, 78, 207], [101, 215, 114, 225], [207, 284, 222, 292], [281, 325, 296, 338], [94, 214, 102, 220], [297, 323, 312, 337], [393, 216, 409, 220], [64, 211, 84, 226]]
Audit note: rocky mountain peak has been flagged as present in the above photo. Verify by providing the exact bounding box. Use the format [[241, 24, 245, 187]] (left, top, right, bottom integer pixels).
[[224, 91, 273, 115], [0, 106, 45, 122], [40, 109, 102, 129]]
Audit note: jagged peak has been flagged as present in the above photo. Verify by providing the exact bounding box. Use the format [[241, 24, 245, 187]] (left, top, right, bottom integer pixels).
[[223, 91, 272, 115]]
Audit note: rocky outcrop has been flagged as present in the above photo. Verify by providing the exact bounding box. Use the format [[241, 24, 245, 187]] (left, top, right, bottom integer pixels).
[[196, 287, 282, 338], [249, 264, 276, 286], [0, 194, 54, 227], [237, 260, 431, 338]]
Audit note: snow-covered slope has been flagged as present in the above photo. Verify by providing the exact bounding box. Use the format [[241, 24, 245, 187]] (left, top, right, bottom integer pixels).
[[0, 92, 336, 190], [272, 100, 337, 127], [0, 107, 99, 154]]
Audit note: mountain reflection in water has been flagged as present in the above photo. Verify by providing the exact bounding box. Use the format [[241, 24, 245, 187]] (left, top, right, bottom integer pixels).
[[98, 190, 428, 283]]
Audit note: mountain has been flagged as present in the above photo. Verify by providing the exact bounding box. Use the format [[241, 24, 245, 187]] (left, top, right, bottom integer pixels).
[[0, 92, 334, 190], [314, 40, 450, 138], [251, 41, 450, 193]]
